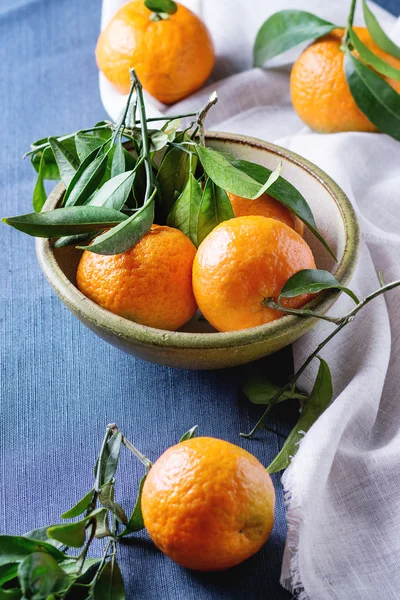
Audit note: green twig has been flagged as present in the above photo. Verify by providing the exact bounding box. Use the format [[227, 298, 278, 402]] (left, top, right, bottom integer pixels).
[[342, 0, 357, 47]]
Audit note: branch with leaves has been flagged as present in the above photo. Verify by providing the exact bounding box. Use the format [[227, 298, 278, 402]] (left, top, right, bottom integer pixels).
[[0, 424, 197, 599], [253, 0, 400, 141]]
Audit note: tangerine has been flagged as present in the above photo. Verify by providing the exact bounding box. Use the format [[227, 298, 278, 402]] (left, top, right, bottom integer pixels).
[[96, 1, 215, 104], [290, 27, 400, 133], [76, 225, 197, 330], [142, 436, 275, 571], [192, 216, 316, 332]]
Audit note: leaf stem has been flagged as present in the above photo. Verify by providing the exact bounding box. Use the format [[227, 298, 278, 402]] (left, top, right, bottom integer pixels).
[[343, 0, 357, 47], [241, 278, 400, 438], [263, 299, 343, 324], [195, 91, 218, 146], [109, 424, 153, 471]]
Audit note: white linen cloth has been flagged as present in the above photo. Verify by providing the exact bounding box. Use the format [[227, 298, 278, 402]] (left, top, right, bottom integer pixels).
[[100, 1, 400, 598]]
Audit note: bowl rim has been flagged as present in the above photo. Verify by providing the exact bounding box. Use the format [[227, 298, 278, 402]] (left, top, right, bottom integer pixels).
[[36, 131, 360, 350]]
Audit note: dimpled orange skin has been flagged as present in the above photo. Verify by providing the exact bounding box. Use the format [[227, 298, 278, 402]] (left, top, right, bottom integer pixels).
[[96, 1, 215, 104], [142, 437, 275, 571], [291, 27, 400, 134], [76, 225, 197, 331], [227, 191, 304, 236], [192, 216, 316, 332]]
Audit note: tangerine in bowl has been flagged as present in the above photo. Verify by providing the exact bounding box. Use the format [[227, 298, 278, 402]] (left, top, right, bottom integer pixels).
[[36, 133, 359, 370]]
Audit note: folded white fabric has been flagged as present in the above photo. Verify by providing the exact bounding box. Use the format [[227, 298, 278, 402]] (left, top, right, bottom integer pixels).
[[100, 1, 400, 598]]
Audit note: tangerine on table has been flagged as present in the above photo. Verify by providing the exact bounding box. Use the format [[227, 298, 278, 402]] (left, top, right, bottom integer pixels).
[[76, 225, 197, 331], [96, 1, 215, 104], [192, 215, 316, 332], [227, 191, 304, 236], [290, 27, 400, 134], [142, 436, 275, 571]]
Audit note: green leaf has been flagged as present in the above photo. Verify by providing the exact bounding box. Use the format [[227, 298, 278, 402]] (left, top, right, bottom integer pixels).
[[3, 206, 127, 238], [197, 179, 234, 245], [119, 475, 147, 537], [75, 134, 105, 163], [53, 232, 99, 249], [18, 552, 70, 600], [0, 589, 21, 600], [31, 139, 78, 181], [111, 142, 125, 178], [58, 558, 100, 577], [253, 10, 336, 67], [242, 377, 307, 405], [157, 146, 192, 215], [46, 521, 86, 549], [61, 489, 94, 519], [179, 425, 198, 442], [268, 357, 333, 473], [99, 483, 128, 525], [167, 173, 202, 246], [64, 151, 109, 207], [344, 50, 400, 141], [88, 171, 135, 211], [23, 527, 64, 550], [149, 130, 169, 152], [97, 432, 123, 488], [0, 536, 64, 567], [144, 0, 177, 15], [362, 0, 400, 59], [48, 138, 79, 188], [349, 28, 400, 81], [279, 268, 359, 303], [94, 509, 112, 539], [80, 196, 155, 255], [232, 159, 336, 260], [33, 153, 47, 212], [0, 563, 18, 586], [162, 119, 181, 139]]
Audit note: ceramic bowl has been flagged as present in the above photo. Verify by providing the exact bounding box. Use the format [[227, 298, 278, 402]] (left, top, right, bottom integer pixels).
[[36, 132, 360, 370]]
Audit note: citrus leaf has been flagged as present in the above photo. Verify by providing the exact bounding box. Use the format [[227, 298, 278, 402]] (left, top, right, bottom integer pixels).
[[53, 231, 99, 249], [80, 196, 155, 255], [268, 357, 332, 473], [144, 0, 177, 15], [75, 134, 105, 163], [344, 50, 400, 140], [33, 153, 47, 212], [167, 172, 202, 246], [93, 559, 126, 600], [2, 207, 127, 238], [157, 146, 192, 215], [99, 483, 128, 525], [88, 171, 135, 210], [179, 425, 198, 442], [149, 130, 169, 152], [111, 141, 126, 178], [362, 0, 400, 59], [0, 563, 18, 586], [48, 137, 79, 188], [232, 159, 336, 260], [97, 432, 123, 488], [279, 269, 359, 303], [0, 536, 65, 567], [58, 558, 100, 576], [47, 509, 103, 548], [197, 179, 234, 245], [31, 138, 78, 181], [349, 28, 400, 81], [23, 527, 64, 550], [251, 160, 282, 199], [253, 10, 336, 67], [63, 146, 108, 207], [94, 509, 112, 539], [119, 475, 147, 537], [61, 489, 94, 519], [0, 589, 21, 600], [242, 377, 307, 405], [18, 552, 70, 599]]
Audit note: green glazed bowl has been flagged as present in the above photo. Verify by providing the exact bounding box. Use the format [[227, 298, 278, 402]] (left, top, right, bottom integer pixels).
[[36, 132, 360, 370]]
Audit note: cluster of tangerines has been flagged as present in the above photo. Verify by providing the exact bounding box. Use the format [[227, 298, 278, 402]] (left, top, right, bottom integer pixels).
[[97, 0, 400, 136], [77, 190, 316, 333]]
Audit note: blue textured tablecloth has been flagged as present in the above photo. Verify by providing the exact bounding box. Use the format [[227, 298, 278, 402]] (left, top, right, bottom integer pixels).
[[0, 1, 397, 598]]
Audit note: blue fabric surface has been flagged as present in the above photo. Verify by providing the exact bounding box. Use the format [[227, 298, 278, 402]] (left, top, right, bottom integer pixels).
[[0, 0, 397, 599]]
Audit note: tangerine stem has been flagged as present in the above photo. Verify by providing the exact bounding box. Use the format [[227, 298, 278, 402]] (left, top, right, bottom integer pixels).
[[343, 0, 357, 47]]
